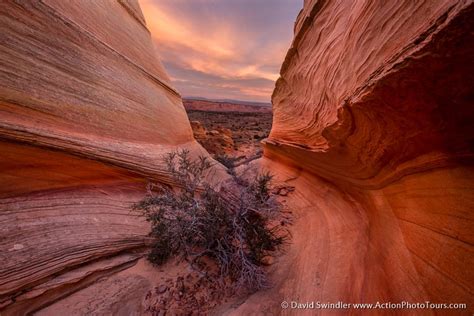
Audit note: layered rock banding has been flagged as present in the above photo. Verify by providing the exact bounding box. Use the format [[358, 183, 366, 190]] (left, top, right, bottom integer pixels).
[[0, 1, 222, 314], [232, 0, 473, 314]]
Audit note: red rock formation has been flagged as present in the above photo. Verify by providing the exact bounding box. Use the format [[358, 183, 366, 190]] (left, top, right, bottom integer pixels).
[[0, 1, 225, 314], [231, 0, 474, 314], [190, 121, 234, 156]]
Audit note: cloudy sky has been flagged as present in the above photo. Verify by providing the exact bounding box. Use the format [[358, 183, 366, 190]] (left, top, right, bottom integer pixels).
[[139, 0, 302, 102]]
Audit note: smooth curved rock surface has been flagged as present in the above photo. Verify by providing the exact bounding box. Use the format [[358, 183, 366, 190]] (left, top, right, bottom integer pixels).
[[232, 160, 473, 315], [269, 0, 473, 188], [0, 1, 225, 314], [245, 0, 474, 314]]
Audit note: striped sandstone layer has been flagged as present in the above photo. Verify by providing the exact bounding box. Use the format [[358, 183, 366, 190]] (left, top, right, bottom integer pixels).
[[0, 1, 225, 314], [232, 0, 473, 314]]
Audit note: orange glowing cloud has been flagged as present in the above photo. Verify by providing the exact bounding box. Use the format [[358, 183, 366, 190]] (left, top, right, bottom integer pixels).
[[139, 0, 302, 102]]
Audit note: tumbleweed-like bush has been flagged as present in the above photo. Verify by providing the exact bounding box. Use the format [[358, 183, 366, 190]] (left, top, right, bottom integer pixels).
[[133, 149, 289, 292]]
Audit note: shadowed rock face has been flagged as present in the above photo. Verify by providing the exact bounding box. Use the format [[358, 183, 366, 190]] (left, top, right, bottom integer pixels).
[[0, 0, 223, 314], [235, 0, 473, 314]]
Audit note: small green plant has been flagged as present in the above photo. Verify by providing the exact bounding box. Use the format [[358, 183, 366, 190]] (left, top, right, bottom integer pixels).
[[134, 149, 288, 292]]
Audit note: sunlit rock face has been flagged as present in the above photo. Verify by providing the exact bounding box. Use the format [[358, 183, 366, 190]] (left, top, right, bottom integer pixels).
[[252, 0, 473, 313], [0, 1, 216, 314]]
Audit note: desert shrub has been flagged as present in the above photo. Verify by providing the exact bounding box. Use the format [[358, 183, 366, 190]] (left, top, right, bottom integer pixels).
[[133, 149, 288, 292], [214, 154, 237, 169]]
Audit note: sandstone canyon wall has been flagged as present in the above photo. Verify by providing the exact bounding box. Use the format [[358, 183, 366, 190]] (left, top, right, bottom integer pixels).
[[232, 0, 473, 314], [0, 1, 223, 314]]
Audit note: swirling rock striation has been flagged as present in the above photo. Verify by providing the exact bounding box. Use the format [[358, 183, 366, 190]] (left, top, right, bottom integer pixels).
[[0, 0, 224, 314], [239, 0, 474, 314]]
